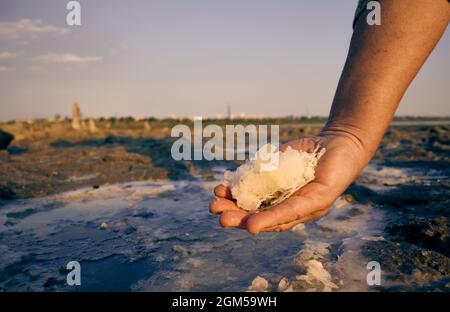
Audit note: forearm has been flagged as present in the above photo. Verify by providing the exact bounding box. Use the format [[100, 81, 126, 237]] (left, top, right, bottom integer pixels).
[[322, 0, 449, 168]]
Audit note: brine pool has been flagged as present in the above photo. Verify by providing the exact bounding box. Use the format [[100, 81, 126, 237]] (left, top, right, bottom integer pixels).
[[0, 164, 447, 291]]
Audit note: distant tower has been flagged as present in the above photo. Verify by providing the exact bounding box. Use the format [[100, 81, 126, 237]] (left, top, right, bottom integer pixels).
[[227, 103, 231, 120], [144, 121, 151, 132], [88, 119, 97, 133], [71, 102, 81, 130]]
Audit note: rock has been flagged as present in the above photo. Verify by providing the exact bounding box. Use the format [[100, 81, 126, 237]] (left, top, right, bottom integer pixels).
[[0, 129, 14, 150], [410, 268, 433, 283], [344, 194, 354, 203], [385, 215, 450, 257], [277, 277, 291, 292], [0, 185, 16, 199], [249, 276, 269, 292], [71, 102, 82, 130], [361, 240, 450, 288]]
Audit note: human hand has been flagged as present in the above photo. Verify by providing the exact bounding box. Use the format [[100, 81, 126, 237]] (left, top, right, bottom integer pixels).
[[209, 132, 369, 234]]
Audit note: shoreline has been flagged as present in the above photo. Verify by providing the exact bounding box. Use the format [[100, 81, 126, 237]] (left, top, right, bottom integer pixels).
[[0, 122, 449, 200]]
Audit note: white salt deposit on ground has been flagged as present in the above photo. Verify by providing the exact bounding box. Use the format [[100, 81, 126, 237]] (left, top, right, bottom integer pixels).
[[295, 260, 338, 292], [3, 163, 441, 292], [223, 144, 324, 211], [293, 240, 330, 270], [249, 276, 269, 292], [277, 277, 291, 292], [56, 181, 177, 203], [291, 223, 306, 235]]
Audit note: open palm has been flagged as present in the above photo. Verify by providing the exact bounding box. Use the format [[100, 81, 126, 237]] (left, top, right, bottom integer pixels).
[[209, 134, 366, 234]]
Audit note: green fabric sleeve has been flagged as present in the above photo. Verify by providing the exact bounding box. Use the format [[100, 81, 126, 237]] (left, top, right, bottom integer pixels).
[[353, 0, 371, 28], [354, 0, 450, 28]]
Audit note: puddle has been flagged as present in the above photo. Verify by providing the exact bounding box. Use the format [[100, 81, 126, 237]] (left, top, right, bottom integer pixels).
[[0, 164, 448, 291]]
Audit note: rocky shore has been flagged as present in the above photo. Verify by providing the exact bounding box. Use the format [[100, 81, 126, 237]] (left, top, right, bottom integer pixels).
[[0, 118, 448, 291], [0, 119, 448, 200]]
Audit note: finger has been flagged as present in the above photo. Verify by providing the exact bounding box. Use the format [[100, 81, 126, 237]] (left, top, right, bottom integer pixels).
[[260, 219, 304, 232], [220, 210, 249, 228], [214, 184, 233, 199], [246, 182, 329, 234], [258, 208, 329, 233], [296, 208, 329, 223], [246, 197, 314, 234], [209, 198, 241, 214]]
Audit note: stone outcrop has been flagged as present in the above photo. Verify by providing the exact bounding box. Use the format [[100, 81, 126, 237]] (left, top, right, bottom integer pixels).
[[71, 102, 81, 130], [0, 129, 14, 150]]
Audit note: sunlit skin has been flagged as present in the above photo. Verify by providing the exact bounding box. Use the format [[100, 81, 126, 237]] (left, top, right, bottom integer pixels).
[[210, 0, 450, 234]]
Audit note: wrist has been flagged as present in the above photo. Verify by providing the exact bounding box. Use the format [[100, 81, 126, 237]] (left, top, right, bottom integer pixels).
[[319, 121, 376, 168]]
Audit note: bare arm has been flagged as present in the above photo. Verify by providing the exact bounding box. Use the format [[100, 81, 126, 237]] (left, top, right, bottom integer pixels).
[[210, 0, 450, 234], [324, 0, 450, 170]]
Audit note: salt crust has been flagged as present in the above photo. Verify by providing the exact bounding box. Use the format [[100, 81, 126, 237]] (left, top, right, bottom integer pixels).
[[224, 144, 325, 211]]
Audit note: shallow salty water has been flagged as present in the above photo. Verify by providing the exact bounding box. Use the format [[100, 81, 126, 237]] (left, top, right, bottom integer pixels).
[[0, 164, 447, 291]]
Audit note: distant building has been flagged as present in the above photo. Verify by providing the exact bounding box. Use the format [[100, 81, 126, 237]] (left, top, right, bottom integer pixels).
[[71, 102, 81, 130]]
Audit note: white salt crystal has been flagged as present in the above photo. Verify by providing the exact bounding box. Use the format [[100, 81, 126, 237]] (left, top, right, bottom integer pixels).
[[223, 144, 324, 211]]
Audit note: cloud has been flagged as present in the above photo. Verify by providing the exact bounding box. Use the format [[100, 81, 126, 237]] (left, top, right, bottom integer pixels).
[[33, 53, 103, 64], [0, 19, 69, 41], [0, 51, 15, 60], [0, 66, 8, 72]]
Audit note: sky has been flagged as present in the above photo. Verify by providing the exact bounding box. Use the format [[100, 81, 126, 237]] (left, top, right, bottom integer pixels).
[[0, 0, 449, 121]]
